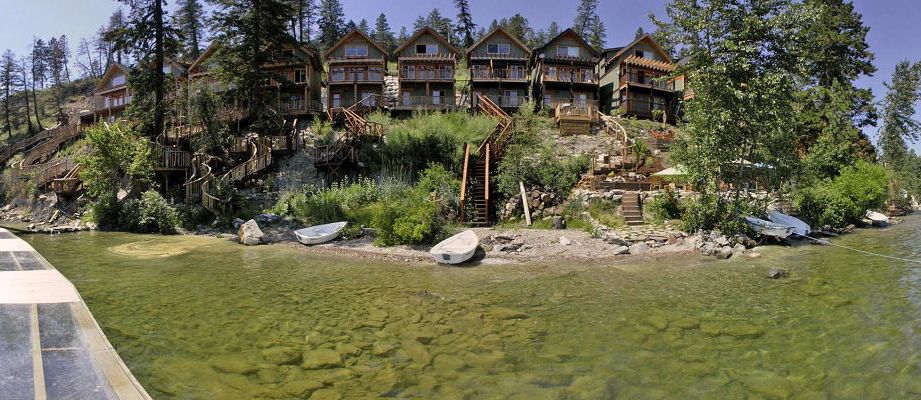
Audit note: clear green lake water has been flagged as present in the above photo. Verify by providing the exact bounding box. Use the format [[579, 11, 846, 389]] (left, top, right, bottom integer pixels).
[[22, 217, 921, 399]]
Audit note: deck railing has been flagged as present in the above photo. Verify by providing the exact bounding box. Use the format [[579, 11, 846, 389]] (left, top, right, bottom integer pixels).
[[395, 95, 459, 109], [474, 94, 525, 108], [470, 67, 528, 80], [620, 73, 674, 91], [399, 68, 455, 80], [149, 142, 191, 170]]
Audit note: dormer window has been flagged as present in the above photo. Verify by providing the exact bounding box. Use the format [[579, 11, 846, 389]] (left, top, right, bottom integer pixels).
[[557, 46, 579, 57], [487, 43, 510, 55], [416, 44, 438, 55], [345, 44, 368, 58]]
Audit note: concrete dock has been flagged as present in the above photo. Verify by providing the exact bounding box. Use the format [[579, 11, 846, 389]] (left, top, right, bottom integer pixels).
[[0, 228, 150, 400]]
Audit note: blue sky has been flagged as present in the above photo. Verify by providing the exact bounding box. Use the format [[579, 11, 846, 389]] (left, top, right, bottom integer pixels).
[[1, 0, 919, 151]]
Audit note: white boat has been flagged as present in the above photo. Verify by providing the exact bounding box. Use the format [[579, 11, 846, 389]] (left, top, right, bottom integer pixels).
[[430, 230, 479, 265], [745, 216, 795, 239], [294, 222, 347, 245], [767, 211, 811, 237], [866, 211, 890, 227]]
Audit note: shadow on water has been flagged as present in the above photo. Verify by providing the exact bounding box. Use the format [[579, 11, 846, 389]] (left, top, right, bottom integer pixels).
[[21, 217, 921, 399]]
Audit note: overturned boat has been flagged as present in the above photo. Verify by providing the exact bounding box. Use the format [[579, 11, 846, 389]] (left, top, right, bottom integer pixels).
[[294, 222, 347, 245], [745, 216, 795, 239], [767, 211, 811, 237], [430, 230, 479, 265]]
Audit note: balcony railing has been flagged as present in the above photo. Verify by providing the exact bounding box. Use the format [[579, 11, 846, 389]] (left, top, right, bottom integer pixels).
[[473, 94, 525, 108], [95, 95, 132, 111], [470, 68, 528, 81], [399, 69, 455, 80], [620, 73, 675, 91], [329, 70, 384, 83], [620, 99, 672, 118], [395, 95, 459, 109], [543, 70, 597, 84], [329, 96, 383, 109], [543, 98, 599, 109]]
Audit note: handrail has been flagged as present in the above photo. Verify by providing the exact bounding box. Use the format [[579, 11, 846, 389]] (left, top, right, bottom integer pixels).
[[484, 143, 490, 203], [460, 143, 470, 203]]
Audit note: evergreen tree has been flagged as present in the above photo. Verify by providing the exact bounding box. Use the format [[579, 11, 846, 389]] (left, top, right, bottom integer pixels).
[[344, 20, 357, 32], [416, 9, 454, 43], [104, 9, 128, 65], [879, 61, 921, 171], [453, 0, 476, 48], [1, 51, 14, 136], [210, 0, 295, 132], [174, 0, 206, 60], [317, 0, 345, 49], [29, 39, 46, 128], [357, 18, 370, 35], [547, 21, 560, 39], [664, 0, 803, 231], [635, 27, 645, 39], [373, 14, 396, 53], [398, 26, 409, 43], [574, 0, 605, 48], [17, 57, 34, 134], [290, 0, 317, 43], [497, 15, 533, 46]]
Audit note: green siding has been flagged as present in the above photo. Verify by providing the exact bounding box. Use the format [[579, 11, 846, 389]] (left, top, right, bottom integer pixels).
[[327, 35, 386, 60], [398, 33, 457, 59]]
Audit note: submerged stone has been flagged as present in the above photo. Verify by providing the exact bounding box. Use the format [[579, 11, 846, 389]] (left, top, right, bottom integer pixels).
[[372, 341, 395, 356], [301, 349, 343, 370], [489, 307, 528, 320], [644, 315, 670, 331], [210, 355, 259, 375], [261, 347, 301, 365], [310, 388, 342, 400], [281, 379, 325, 397]]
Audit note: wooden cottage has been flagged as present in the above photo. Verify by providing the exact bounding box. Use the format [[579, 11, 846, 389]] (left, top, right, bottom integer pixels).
[[598, 34, 679, 122], [87, 63, 132, 124], [393, 27, 459, 111], [466, 27, 531, 111], [532, 29, 601, 111], [323, 29, 388, 111], [187, 42, 324, 116]]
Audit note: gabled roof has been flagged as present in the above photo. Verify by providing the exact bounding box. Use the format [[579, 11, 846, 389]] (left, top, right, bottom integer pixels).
[[95, 63, 130, 91], [537, 28, 601, 59], [323, 29, 388, 59], [465, 26, 531, 57], [602, 34, 674, 70], [189, 42, 220, 75], [395, 26, 459, 56]]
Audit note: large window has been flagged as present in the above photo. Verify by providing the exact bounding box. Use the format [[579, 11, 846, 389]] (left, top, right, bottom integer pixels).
[[416, 44, 438, 54], [487, 43, 510, 55], [557, 46, 579, 57], [345, 45, 368, 58], [330, 67, 344, 81], [294, 69, 307, 83]]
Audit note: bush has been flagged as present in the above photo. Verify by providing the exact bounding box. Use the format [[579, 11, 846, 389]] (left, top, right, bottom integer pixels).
[[679, 192, 764, 234], [645, 189, 682, 223], [373, 197, 444, 246], [90, 192, 122, 229], [794, 161, 889, 228], [120, 190, 179, 234]]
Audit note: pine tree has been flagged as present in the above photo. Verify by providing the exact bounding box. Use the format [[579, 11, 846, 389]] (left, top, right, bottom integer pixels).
[[398, 26, 409, 43], [453, 0, 476, 48], [879, 61, 921, 171], [574, 0, 605, 48], [17, 58, 34, 134], [547, 22, 560, 39], [373, 14, 396, 53], [290, 0, 317, 43], [104, 9, 128, 65], [416, 9, 453, 43], [344, 20, 357, 32], [28, 39, 45, 129], [357, 18, 370, 35], [1, 51, 14, 136], [635, 27, 645, 39], [174, 0, 206, 60], [317, 0, 345, 49], [211, 0, 295, 131]]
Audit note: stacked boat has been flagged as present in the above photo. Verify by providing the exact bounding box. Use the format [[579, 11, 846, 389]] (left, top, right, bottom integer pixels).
[[745, 211, 811, 239]]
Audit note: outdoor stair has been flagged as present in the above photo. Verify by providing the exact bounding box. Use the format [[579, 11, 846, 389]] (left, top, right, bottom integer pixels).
[[459, 94, 515, 225], [622, 192, 645, 226]]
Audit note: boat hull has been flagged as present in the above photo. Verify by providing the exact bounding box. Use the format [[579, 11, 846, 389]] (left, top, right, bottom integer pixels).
[[294, 222, 347, 245], [430, 230, 479, 265]]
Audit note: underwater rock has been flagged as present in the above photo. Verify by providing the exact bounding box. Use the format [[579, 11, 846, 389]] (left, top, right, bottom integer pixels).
[[767, 268, 788, 279], [210, 355, 259, 375], [489, 307, 528, 320], [301, 349, 343, 370], [433, 353, 467, 372], [261, 347, 301, 365], [310, 388, 342, 400], [372, 341, 395, 356], [281, 379, 324, 397], [335, 343, 362, 358], [644, 315, 670, 331]]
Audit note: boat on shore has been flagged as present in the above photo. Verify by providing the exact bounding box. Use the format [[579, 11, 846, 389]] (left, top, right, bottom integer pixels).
[[430, 230, 479, 264], [745, 216, 795, 239], [294, 222, 347, 245], [767, 211, 811, 237]]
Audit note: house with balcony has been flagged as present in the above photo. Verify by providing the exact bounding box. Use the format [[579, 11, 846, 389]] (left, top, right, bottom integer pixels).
[[86, 63, 132, 124], [599, 34, 679, 123], [532, 29, 601, 111], [392, 27, 459, 112], [187, 42, 323, 116], [466, 26, 531, 111], [323, 29, 388, 111]]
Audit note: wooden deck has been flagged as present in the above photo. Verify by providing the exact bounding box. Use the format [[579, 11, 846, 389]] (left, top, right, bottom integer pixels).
[[0, 228, 151, 400]]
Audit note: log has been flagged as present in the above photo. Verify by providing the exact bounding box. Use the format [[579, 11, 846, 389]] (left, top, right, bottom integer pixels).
[[519, 181, 531, 226]]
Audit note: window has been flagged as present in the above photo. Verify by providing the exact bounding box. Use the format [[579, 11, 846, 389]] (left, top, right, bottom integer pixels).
[[432, 90, 443, 105], [330, 67, 344, 81], [544, 94, 552, 106], [487, 43, 510, 55], [576, 93, 587, 105], [504, 90, 519, 107], [416, 44, 438, 54], [402, 65, 415, 79], [289, 95, 301, 110], [361, 92, 375, 106], [345, 45, 368, 58], [111, 74, 126, 87], [547, 66, 557, 79], [294, 69, 307, 83], [331, 93, 341, 108], [557, 46, 579, 57], [441, 65, 453, 79], [402, 92, 411, 106], [634, 49, 645, 58]]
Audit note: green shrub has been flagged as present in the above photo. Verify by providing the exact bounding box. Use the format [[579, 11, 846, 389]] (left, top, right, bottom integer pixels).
[[373, 197, 443, 246], [645, 189, 682, 223], [90, 192, 122, 229], [793, 161, 889, 228], [119, 190, 179, 234], [678, 193, 763, 234]]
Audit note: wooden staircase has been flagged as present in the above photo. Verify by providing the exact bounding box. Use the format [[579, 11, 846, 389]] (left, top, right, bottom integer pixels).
[[315, 95, 384, 177], [459, 94, 513, 225], [0, 124, 60, 165], [622, 192, 645, 226]]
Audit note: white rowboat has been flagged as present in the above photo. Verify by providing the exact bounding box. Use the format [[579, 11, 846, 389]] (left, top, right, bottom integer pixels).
[[745, 216, 795, 239], [430, 230, 479, 265], [767, 211, 811, 237], [294, 222, 347, 245]]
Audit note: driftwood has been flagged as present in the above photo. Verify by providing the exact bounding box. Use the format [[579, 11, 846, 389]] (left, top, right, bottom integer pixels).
[[519, 181, 531, 226]]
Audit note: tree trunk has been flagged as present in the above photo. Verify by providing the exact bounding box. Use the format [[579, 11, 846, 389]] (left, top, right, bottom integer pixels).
[[153, 0, 165, 138], [31, 78, 43, 131], [20, 64, 34, 134]]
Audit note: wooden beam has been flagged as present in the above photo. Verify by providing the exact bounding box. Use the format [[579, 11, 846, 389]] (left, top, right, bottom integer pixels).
[[520, 181, 531, 226]]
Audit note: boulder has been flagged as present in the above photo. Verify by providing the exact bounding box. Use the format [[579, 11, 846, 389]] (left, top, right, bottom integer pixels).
[[612, 245, 630, 255], [715, 246, 733, 259], [238, 219, 264, 246], [714, 235, 730, 247], [559, 236, 571, 246], [232, 218, 245, 229], [301, 349, 343, 370], [628, 242, 650, 254], [255, 213, 281, 225], [552, 216, 565, 229]]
